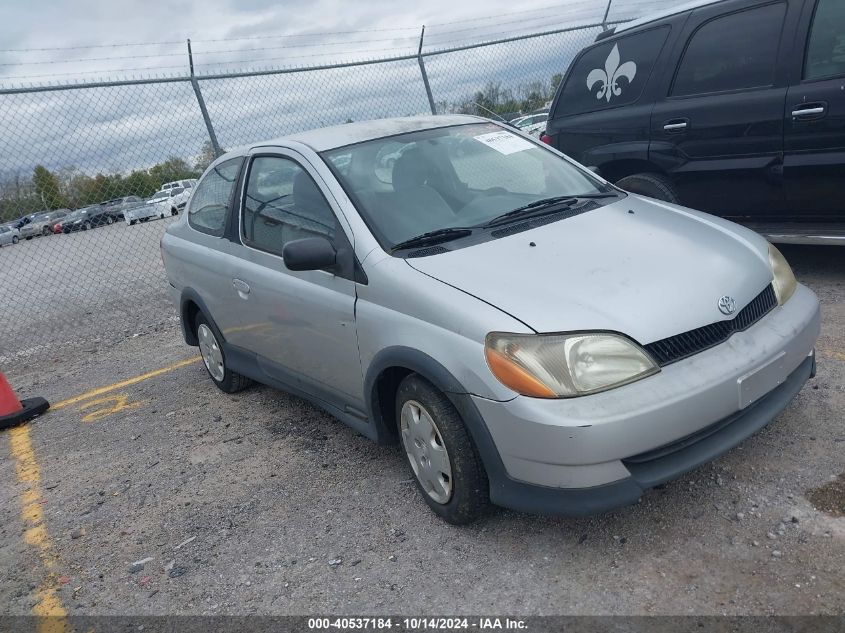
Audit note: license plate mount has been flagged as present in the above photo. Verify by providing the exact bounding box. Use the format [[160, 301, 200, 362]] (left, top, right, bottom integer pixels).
[[737, 351, 788, 410]]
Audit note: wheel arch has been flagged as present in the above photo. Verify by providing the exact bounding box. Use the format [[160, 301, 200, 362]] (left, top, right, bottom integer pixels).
[[597, 158, 668, 183], [363, 347, 507, 489], [179, 288, 216, 347]]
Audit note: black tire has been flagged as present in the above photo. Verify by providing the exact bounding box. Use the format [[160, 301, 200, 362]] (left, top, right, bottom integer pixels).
[[12, 236, 18, 244], [42, 226, 51, 236], [25, 236, 32, 240], [395, 375, 489, 524], [160, 213, 165, 220], [615, 172, 679, 204], [171, 207, 178, 216], [83, 221, 91, 231], [129, 220, 136, 226], [106, 216, 114, 225], [194, 312, 252, 393]]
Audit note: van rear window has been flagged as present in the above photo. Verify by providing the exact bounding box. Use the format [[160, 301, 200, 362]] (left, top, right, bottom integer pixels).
[[553, 26, 669, 118]]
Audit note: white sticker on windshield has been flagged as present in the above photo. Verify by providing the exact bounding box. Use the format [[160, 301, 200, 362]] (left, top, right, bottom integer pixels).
[[473, 131, 535, 155]]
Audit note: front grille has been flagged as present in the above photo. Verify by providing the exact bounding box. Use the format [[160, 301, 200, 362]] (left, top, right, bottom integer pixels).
[[644, 284, 778, 366]]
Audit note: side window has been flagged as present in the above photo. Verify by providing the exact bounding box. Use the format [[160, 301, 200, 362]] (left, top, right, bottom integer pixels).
[[242, 156, 337, 259], [554, 26, 670, 117], [672, 3, 786, 97], [188, 158, 242, 237], [805, 0, 845, 81]]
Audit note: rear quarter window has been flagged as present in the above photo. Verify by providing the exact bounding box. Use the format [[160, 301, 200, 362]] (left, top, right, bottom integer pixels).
[[553, 25, 670, 118], [187, 158, 243, 237]]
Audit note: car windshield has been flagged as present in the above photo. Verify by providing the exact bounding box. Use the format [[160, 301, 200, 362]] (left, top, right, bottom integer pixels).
[[151, 191, 168, 201], [321, 122, 616, 249]]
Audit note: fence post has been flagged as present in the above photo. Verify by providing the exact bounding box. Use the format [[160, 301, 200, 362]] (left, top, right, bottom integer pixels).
[[602, 0, 613, 29], [187, 39, 223, 158], [417, 26, 437, 115]]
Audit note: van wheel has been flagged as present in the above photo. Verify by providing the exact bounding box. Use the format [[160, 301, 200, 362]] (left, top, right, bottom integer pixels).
[[396, 375, 489, 525], [615, 172, 679, 204], [194, 313, 252, 393]]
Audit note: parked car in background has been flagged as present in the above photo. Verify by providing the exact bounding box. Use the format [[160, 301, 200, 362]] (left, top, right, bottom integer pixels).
[[162, 115, 819, 524], [544, 0, 845, 244], [13, 212, 39, 230], [126, 187, 190, 225], [509, 111, 548, 131], [19, 209, 69, 239], [160, 179, 197, 193], [58, 205, 115, 233], [0, 224, 20, 247], [101, 196, 144, 221], [521, 120, 547, 139]]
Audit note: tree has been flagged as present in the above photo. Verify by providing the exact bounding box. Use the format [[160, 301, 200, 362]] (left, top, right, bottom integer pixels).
[[148, 157, 197, 188], [32, 165, 67, 210], [194, 140, 218, 173]]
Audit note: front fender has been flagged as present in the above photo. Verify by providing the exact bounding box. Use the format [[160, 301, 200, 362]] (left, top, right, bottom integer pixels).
[[363, 346, 509, 483]]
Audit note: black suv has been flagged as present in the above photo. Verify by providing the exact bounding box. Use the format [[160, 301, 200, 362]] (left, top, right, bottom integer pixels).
[[545, 0, 844, 244]]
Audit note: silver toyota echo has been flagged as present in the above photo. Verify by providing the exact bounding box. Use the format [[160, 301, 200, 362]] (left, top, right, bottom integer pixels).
[[161, 115, 820, 524]]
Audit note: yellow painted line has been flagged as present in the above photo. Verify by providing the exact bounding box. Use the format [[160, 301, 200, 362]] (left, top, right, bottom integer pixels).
[[51, 357, 198, 410], [8, 425, 68, 631], [78, 394, 145, 423]]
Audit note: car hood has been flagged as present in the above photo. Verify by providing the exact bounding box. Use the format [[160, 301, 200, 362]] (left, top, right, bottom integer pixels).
[[405, 195, 774, 345]]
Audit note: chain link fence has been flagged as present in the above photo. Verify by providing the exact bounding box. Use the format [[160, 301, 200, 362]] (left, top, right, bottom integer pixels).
[[0, 1, 672, 359]]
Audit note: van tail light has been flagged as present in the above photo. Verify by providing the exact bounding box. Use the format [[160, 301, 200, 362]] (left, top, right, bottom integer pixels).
[[540, 133, 552, 145]]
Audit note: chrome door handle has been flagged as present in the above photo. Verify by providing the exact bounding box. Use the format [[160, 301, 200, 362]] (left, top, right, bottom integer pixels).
[[664, 122, 688, 131], [232, 279, 250, 296], [792, 107, 825, 118]]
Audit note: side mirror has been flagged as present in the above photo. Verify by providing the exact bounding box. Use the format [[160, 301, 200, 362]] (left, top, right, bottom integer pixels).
[[282, 237, 336, 272]]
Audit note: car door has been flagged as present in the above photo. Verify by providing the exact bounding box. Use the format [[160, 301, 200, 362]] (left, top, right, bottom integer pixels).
[[783, 0, 845, 220], [648, 0, 795, 219], [547, 24, 673, 168], [226, 150, 364, 410], [182, 157, 247, 338]]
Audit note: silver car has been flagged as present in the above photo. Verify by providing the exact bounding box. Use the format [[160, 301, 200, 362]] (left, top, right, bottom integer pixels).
[[19, 209, 69, 239], [161, 115, 820, 524], [0, 224, 20, 246]]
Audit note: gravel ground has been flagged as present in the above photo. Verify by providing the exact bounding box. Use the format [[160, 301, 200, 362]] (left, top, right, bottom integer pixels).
[[0, 243, 843, 616]]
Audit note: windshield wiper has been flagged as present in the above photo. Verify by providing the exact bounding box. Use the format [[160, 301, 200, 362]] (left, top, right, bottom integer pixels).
[[390, 227, 474, 252], [483, 193, 619, 227]]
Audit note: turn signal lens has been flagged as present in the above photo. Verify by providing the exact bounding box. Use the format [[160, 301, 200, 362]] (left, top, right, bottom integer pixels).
[[768, 244, 797, 305], [485, 347, 557, 398], [485, 332, 659, 399]]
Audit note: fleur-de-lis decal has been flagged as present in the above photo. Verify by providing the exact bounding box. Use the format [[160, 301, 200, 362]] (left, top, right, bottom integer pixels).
[[586, 44, 638, 103]]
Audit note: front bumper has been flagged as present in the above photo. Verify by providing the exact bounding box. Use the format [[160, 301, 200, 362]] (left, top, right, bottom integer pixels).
[[470, 283, 820, 515]]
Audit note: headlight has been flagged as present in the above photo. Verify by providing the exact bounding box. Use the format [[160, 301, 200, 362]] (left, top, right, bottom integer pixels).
[[768, 244, 797, 305], [485, 332, 659, 398]]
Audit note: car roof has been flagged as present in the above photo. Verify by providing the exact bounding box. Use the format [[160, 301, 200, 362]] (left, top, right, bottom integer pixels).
[[612, 0, 723, 35], [249, 114, 486, 154]]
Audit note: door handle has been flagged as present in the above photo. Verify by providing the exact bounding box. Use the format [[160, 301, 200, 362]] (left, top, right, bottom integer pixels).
[[791, 104, 827, 120], [663, 121, 688, 132], [232, 279, 250, 297]]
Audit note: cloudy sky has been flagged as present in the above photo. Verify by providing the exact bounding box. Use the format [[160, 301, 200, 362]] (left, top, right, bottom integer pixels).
[[0, 0, 673, 183], [0, 0, 674, 82]]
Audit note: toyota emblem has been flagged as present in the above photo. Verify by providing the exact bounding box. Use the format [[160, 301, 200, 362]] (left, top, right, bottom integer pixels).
[[718, 296, 737, 316]]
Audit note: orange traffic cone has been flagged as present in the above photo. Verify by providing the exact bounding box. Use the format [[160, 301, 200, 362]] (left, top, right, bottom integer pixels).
[[0, 371, 49, 431]]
